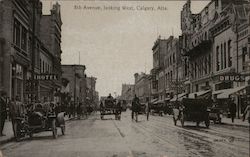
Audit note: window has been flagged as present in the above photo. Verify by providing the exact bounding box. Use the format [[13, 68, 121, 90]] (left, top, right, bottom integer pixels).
[[195, 84, 199, 92], [215, 0, 219, 8], [216, 46, 220, 71], [42, 61, 44, 73], [14, 19, 21, 47], [221, 44, 223, 69], [21, 26, 27, 51], [224, 42, 227, 68], [242, 47, 247, 70], [228, 40, 232, 67], [173, 53, 175, 63]]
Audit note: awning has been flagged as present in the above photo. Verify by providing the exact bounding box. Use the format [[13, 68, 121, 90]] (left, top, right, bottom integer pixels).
[[150, 98, 158, 103], [155, 99, 165, 104], [188, 90, 211, 99], [217, 86, 246, 99], [165, 98, 171, 101], [170, 93, 187, 102]]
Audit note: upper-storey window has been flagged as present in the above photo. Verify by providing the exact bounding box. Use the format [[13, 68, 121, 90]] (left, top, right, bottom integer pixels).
[[216, 46, 220, 71], [21, 26, 27, 51], [14, 19, 21, 47], [228, 40, 232, 67]]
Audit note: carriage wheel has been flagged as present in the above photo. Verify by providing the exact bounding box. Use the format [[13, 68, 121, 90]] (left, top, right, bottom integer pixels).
[[13, 122, 21, 142], [180, 114, 184, 127], [61, 125, 66, 135], [205, 120, 210, 128], [52, 119, 58, 139], [173, 117, 177, 126]]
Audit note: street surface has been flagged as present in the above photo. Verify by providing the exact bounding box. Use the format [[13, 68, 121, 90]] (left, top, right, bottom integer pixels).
[[0, 111, 249, 157]]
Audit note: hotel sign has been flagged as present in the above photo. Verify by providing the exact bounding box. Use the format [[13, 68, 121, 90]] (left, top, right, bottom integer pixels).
[[28, 74, 58, 81], [219, 74, 245, 82]]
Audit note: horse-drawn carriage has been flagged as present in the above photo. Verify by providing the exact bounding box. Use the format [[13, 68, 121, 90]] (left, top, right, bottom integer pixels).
[[12, 102, 65, 141], [173, 98, 211, 128], [100, 98, 121, 120]]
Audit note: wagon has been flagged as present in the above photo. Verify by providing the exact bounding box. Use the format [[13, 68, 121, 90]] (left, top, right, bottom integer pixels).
[[173, 98, 211, 128], [100, 99, 121, 120]]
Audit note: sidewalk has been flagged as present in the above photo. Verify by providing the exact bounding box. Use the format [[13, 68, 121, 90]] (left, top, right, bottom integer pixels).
[[0, 120, 14, 145], [221, 117, 250, 128]]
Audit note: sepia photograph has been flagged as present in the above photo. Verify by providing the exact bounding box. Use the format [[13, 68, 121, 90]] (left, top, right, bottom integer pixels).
[[0, 0, 250, 156]]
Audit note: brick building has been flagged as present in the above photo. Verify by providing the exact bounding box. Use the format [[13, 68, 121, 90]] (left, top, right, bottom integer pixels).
[[0, 0, 63, 103]]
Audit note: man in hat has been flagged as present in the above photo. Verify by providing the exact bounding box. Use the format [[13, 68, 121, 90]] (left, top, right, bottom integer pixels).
[[0, 91, 7, 136]]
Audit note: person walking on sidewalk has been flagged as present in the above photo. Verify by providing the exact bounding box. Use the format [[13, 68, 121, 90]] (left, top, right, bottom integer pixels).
[[0, 91, 7, 136], [145, 98, 150, 121], [228, 99, 236, 123], [243, 104, 250, 123]]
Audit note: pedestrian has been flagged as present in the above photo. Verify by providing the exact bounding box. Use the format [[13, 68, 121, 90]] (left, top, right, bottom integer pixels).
[[228, 98, 236, 123], [145, 98, 150, 121], [0, 91, 7, 136], [243, 104, 250, 123]]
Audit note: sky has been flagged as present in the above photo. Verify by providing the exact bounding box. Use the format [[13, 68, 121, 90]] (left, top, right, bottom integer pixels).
[[41, 0, 210, 97]]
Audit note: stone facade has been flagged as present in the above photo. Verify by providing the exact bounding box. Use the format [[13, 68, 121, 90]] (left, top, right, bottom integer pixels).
[[120, 84, 135, 103], [180, 0, 250, 117], [134, 72, 151, 103], [61, 65, 86, 106]]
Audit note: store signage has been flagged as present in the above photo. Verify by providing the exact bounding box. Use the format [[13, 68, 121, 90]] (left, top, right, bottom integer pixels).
[[27, 74, 58, 80], [219, 75, 245, 82], [35, 74, 58, 80]]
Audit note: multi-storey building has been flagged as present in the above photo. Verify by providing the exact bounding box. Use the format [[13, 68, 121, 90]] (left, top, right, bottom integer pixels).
[[61, 65, 87, 106], [180, 0, 250, 117], [120, 84, 135, 103], [164, 36, 184, 101], [134, 72, 151, 103], [0, 0, 63, 103], [151, 37, 168, 100], [86, 76, 98, 108]]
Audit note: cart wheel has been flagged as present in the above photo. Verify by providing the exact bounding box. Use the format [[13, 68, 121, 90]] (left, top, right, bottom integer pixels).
[[52, 119, 58, 139], [205, 120, 210, 128], [13, 122, 21, 142], [173, 117, 177, 126], [29, 132, 33, 139], [196, 122, 200, 127], [61, 125, 65, 135]]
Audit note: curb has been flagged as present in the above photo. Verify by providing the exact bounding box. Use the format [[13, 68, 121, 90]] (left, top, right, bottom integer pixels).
[[220, 122, 250, 128], [0, 137, 14, 146]]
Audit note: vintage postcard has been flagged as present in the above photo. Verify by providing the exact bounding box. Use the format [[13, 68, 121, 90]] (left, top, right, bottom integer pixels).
[[0, 0, 250, 157]]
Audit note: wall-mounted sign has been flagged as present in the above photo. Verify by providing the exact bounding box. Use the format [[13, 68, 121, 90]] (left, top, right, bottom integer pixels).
[[219, 75, 245, 82], [28, 74, 58, 81]]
